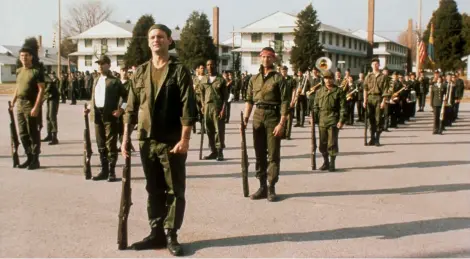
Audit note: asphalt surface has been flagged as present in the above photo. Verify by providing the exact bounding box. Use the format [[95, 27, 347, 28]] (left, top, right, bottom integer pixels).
[[0, 95, 469, 257]]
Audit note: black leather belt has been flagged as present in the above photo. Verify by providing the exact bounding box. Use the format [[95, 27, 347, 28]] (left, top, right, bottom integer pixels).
[[256, 103, 279, 110]]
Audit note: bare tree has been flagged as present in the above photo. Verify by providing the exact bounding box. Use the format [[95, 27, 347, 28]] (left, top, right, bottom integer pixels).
[[397, 30, 416, 63], [62, 0, 114, 37]]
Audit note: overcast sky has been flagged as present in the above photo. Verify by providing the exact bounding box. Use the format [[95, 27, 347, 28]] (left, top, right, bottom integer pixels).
[[1, 0, 469, 47]]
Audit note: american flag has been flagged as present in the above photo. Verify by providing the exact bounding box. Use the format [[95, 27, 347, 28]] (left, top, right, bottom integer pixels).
[[417, 35, 426, 65]]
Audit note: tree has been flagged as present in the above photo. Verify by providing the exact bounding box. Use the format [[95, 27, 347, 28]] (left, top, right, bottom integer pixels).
[[422, 0, 465, 71], [461, 13, 470, 55], [290, 4, 324, 73], [62, 0, 114, 38], [176, 11, 218, 70], [123, 15, 156, 67], [60, 38, 78, 59], [397, 30, 416, 63]]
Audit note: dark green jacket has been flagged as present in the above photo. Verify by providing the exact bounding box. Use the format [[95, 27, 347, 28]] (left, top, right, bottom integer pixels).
[[430, 82, 446, 107], [45, 75, 60, 101], [314, 85, 346, 127], [364, 72, 390, 98], [90, 72, 128, 122], [246, 71, 289, 116], [455, 78, 465, 99], [201, 75, 228, 108], [124, 57, 197, 143]]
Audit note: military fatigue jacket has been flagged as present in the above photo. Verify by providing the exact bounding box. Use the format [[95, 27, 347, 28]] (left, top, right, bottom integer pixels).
[[90, 72, 128, 122], [430, 82, 446, 107], [313, 85, 346, 127], [284, 75, 296, 102], [246, 71, 289, 116], [124, 57, 197, 143], [201, 75, 228, 108], [355, 79, 364, 101], [44, 76, 60, 101], [417, 77, 429, 95], [364, 72, 390, 98], [455, 78, 465, 100]]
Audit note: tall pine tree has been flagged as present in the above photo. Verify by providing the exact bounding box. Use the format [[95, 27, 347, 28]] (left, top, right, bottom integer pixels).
[[123, 15, 156, 68], [462, 13, 470, 55], [422, 0, 465, 71], [290, 4, 324, 73], [176, 11, 218, 70]]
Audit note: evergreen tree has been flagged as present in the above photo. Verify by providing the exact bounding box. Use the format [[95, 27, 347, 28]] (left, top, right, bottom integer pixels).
[[290, 4, 324, 73], [176, 11, 218, 71], [461, 13, 470, 55], [422, 0, 465, 71], [123, 14, 156, 68]]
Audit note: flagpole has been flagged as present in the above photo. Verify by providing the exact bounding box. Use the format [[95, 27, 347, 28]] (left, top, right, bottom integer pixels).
[[57, 0, 62, 75], [415, 0, 422, 73]]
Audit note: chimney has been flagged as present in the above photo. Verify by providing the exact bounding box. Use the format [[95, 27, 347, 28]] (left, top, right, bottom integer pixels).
[[213, 6, 219, 46], [37, 35, 43, 56], [367, 0, 375, 58]]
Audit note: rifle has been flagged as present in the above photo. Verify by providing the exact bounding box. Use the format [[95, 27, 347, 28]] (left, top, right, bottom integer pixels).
[[117, 145, 132, 250], [199, 113, 205, 160], [83, 103, 92, 180], [240, 111, 249, 197], [364, 102, 368, 146], [8, 101, 20, 168], [310, 110, 316, 170]]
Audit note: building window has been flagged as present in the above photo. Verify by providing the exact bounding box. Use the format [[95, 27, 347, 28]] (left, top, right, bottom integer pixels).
[[222, 59, 228, 66], [117, 55, 124, 66], [251, 52, 260, 65], [336, 34, 339, 46], [348, 56, 351, 68], [321, 32, 325, 44], [251, 33, 262, 43], [85, 55, 92, 66], [222, 46, 229, 53], [354, 57, 357, 68], [274, 33, 283, 41], [348, 38, 352, 49], [373, 43, 379, 48], [328, 33, 332, 45], [342, 36, 346, 47], [10, 65, 16, 75], [117, 38, 126, 47], [85, 39, 92, 48], [101, 39, 107, 45], [354, 39, 357, 50]]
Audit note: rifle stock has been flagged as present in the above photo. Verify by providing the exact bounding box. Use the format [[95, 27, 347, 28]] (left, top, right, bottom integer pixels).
[[83, 103, 92, 180], [240, 111, 249, 197], [364, 102, 368, 146], [118, 147, 132, 250], [8, 101, 20, 168], [310, 110, 316, 170], [199, 114, 205, 160]]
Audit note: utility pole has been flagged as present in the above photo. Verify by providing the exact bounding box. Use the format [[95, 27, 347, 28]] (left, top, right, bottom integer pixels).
[[367, 0, 375, 72], [57, 0, 62, 75]]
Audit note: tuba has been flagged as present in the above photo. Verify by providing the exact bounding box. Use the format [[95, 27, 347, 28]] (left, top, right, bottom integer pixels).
[[315, 57, 332, 74]]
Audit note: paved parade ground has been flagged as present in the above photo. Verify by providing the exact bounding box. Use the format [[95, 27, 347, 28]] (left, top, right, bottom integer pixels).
[[0, 95, 469, 258]]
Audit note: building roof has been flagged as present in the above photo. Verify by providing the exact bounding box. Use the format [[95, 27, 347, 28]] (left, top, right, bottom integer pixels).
[[0, 44, 67, 65], [351, 29, 407, 48], [233, 11, 366, 41], [0, 53, 17, 65], [221, 34, 241, 47], [68, 20, 182, 41]]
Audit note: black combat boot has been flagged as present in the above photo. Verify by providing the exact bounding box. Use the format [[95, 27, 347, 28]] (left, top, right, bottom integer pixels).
[[166, 229, 183, 256], [328, 156, 336, 172], [41, 132, 52, 142], [216, 149, 224, 161], [130, 226, 166, 250], [27, 154, 40, 170], [250, 177, 268, 200], [18, 153, 33, 169], [92, 153, 109, 181], [107, 162, 117, 182], [319, 153, 329, 171], [203, 151, 217, 160], [267, 184, 278, 202], [48, 132, 59, 145], [368, 131, 376, 146], [375, 132, 381, 146]]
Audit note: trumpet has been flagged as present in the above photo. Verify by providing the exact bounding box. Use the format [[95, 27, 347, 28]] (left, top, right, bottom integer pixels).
[[346, 88, 358, 101]]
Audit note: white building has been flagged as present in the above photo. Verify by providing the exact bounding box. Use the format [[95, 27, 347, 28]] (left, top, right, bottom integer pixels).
[[69, 20, 180, 72], [232, 11, 369, 75], [218, 34, 241, 72], [352, 29, 408, 73], [0, 45, 68, 83]]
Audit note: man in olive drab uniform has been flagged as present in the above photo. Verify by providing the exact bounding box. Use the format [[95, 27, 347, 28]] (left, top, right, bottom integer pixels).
[[192, 63, 205, 134], [10, 47, 45, 170], [293, 70, 309, 127], [308, 68, 322, 123], [430, 74, 446, 134], [334, 68, 343, 87], [225, 72, 234, 123], [68, 73, 78, 105], [388, 72, 402, 128], [355, 72, 365, 122], [363, 58, 390, 146], [382, 68, 391, 131], [85, 71, 93, 100], [417, 70, 429, 112], [453, 71, 465, 122], [243, 47, 288, 202], [121, 24, 196, 256], [313, 70, 345, 172], [201, 59, 228, 161], [241, 72, 248, 100], [84, 55, 128, 182], [117, 67, 134, 151], [60, 73, 68, 103], [280, 66, 296, 140], [344, 75, 357, 125], [41, 71, 60, 145]]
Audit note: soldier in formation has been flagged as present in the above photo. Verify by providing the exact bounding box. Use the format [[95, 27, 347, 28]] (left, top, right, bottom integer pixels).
[[42, 71, 60, 145]]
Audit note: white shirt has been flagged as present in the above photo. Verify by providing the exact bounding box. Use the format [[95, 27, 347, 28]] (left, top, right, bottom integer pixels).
[[94, 76, 107, 108], [208, 76, 216, 83]]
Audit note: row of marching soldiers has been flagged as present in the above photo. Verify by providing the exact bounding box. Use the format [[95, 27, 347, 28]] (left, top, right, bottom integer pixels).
[[280, 64, 466, 141]]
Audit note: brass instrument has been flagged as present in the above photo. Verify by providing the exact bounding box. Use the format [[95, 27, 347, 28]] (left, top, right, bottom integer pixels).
[[306, 82, 322, 96], [346, 88, 358, 101]]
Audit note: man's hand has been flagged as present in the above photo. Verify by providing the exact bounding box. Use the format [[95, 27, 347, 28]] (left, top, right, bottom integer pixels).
[[9, 102, 14, 112], [170, 139, 189, 154], [31, 106, 39, 117], [273, 123, 284, 137], [218, 110, 225, 119], [363, 101, 367, 108], [121, 139, 130, 158], [380, 102, 385, 109], [83, 108, 90, 115], [337, 122, 344, 129], [290, 101, 295, 108], [112, 108, 123, 118]]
